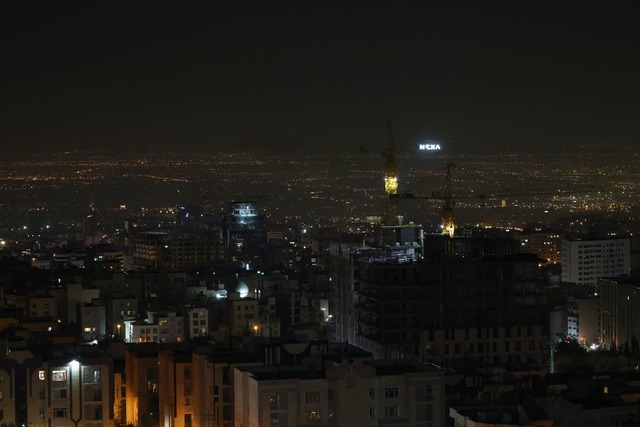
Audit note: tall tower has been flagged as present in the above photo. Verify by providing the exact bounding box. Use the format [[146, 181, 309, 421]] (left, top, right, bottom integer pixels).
[[383, 118, 398, 226], [441, 162, 455, 237]]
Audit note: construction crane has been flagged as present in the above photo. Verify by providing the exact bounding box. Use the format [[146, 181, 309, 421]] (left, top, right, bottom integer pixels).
[[392, 162, 603, 237], [383, 118, 399, 226]]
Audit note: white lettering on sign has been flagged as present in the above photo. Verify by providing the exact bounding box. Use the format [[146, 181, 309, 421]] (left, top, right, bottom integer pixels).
[[419, 144, 441, 151]]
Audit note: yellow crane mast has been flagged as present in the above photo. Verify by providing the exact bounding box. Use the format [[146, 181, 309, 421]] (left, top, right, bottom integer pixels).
[[383, 118, 399, 226]]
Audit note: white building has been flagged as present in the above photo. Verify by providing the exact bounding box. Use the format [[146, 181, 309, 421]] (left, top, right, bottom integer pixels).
[[125, 312, 184, 343], [562, 236, 630, 286], [234, 365, 330, 427], [234, 359, 445, 427]]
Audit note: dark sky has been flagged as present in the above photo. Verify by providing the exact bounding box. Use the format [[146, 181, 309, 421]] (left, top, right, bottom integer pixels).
[[2, 1, 639, 158]]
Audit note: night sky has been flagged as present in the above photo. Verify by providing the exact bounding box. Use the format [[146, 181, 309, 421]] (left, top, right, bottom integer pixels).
[[2, 1, 639, 158]]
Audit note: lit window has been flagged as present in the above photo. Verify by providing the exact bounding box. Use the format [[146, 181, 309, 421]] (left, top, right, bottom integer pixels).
[[51, 370, 67, 381], [269, 393, 279, 410], [82, 367, 101, 383], [305, 410, 321, 422], [39, 370, 46, 380], [53, 408, 67, 418]]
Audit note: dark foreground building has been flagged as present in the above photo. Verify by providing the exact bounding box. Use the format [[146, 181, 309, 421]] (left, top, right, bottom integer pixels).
[[330, 243, 549, 366]]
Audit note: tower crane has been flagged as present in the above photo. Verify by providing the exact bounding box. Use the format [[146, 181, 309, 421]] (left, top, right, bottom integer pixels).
[[383, 118, 399, 226], [392, 162, 603, 237]]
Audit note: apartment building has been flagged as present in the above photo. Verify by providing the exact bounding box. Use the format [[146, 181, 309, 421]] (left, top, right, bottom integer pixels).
[[562, 236, 630, 286], [0, 351, 114, 427], [234, 358, 445, 427]]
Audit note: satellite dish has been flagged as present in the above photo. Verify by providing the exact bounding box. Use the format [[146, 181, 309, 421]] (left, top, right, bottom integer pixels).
[[282, 343, 308, 355]]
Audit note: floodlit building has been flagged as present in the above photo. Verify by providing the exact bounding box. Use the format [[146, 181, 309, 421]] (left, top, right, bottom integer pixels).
[[562, 236, 630, 286], [158, 350, 195, 427], [0, 351, 115, 427], [125, 345, 160, 427], [222, 201, 267, 266]]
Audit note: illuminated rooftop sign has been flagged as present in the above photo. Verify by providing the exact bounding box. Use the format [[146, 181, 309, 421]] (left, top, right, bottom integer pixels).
[[419, 143, 441, 151]]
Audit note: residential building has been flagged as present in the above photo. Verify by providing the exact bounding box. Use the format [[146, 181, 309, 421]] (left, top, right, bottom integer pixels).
[[187, 306, 209, 339], [79, 302, 106, 342], [125, 344, 159, 427], [234, 365, 328, 427], [562, 236, 630, 286], [27, 293, 57, 319], [226, 293, 259, 336], [450, 403, 552, 427], [158, 350, 194, 427], [516, 230, 562, 265], [0, 350, 114, 427], [234, 358, 445, 427]]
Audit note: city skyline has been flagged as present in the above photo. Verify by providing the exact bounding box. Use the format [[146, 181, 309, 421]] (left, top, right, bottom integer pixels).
[[3, 1, 640, 159]]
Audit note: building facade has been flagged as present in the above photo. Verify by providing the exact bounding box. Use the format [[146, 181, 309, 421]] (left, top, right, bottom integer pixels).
[[331, 243, 550, 365], [599, 278, 640, 349], [562, 236, 630, 286], [0, 352, 114, 427]]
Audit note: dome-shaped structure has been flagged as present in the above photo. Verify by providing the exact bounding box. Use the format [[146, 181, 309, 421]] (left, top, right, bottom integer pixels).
[[232, 281, 250, 298]]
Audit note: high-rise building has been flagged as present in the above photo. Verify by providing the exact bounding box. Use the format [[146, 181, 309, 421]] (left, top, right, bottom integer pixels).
[[222, 201, 266, 266], [127, 231, 226, 270], [599, 278, 640, 349], [562, 236, 630, 286], [330, 243, 549, 365]]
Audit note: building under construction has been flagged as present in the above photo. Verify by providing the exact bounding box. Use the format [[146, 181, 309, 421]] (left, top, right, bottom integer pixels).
[[329, 243, 550, 367]]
